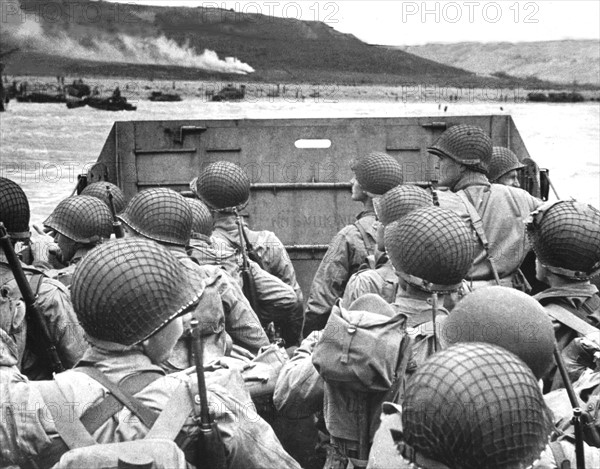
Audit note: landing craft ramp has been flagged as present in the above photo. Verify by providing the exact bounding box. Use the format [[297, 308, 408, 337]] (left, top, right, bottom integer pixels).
[[86, 115, 533, 299]]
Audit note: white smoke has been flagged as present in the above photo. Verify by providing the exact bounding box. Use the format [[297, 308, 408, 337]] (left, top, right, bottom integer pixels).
[[0, 0, 254, 74]]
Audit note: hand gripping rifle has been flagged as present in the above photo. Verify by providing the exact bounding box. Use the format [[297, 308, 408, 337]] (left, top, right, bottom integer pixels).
[[191, 319, 227, 469], [553, 346, 600, 469], [233, 208, 260, 312], [0, 223, 65, 374], [107, 185, 125, 238]]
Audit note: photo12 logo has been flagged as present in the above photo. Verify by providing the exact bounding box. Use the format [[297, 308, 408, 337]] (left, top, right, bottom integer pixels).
[[401, 1, 540, 24]]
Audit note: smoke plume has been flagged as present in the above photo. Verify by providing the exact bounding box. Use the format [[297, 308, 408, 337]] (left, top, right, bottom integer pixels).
[[0, 0, 254, 74]]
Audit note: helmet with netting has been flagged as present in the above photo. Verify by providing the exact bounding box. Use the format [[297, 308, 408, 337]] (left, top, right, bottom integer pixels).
[[0, 177, 30, 239], [526, 200, 600, 279], [188, 198, 213, 238], [43, 196, 113, 244], [427, 124, 493, 174], [384, 206, 476, 291], [442, 286, 555, 379], [118, 188, 192, 246], [350, 152, 404, 195], [399, 343, 552, 469], [488, 147, 525, 182], [374, 185, 433, 226], [195, 161, 250, 210], [71, 238, 203, 345], [80, 181, 126, 214]]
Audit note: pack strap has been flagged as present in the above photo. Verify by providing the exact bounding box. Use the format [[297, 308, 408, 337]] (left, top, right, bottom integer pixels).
[[145, 381, 192, 441], [354, 219, 376, 258], [79, 369, 163, 434], [545, 303, 600, 339], [548, 441, 571, 469]]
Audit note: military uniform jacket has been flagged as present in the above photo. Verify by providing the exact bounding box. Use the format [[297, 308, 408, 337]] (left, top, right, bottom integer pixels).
[[341, 252, 398, 308]]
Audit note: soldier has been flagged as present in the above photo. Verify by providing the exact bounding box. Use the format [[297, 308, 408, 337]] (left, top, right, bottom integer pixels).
[[526, 200, 600, 389], [186, 197, 300, 338], [117, 188, 268, 366], [488, 146, 525, 187], [80, 181, 127, 214], [0, 238, 301, 469], [342, 185, 433, 306], [304, 151, 404, 335], [384, 205, 476, 365], [0, 177, 87, 380], [368, 343, 600, 469], [193, 161, 304, 346], [429, 124, 542, 290], [42, 195, 113, 287]]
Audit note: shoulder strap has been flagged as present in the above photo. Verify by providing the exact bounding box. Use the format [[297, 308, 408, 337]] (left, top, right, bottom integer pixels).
[[545, 303, 599, 338], [384, 335, 414, 405], [354, 218, 375, 257], [145, 381, 193, 441], [28, 272, 45, 297], [76, 367, 159, 430], [548, 441, 571, 469]]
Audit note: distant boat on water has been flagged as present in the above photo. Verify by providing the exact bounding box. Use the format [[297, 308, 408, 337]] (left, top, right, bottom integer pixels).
[[67, 96, 137, 111]]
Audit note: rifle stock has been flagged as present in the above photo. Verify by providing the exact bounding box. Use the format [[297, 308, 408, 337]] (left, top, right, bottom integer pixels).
[[106, 185, 125, 238], [0, 223, 65, 374], [233, 210, 260, 312], [191, 319, 227, 469]]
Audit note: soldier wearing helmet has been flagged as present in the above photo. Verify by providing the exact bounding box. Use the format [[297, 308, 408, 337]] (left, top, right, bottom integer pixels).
[[42, 195, 113, 287], [80, 181, 126, 214], [385, 206, 476, 365], [429, 124, 542, 291], [186, 198, 300, 341], [527, 200, 600, 389], [368, 342, 600, 469], [0, 239, 301, 469], [0, 178, 86, 380], [304, 151, 404, 335], [118, 187, 268, 367], [489, 146, 525, 187], [341, 185, 433, 307], [193, 161, 304, 346]]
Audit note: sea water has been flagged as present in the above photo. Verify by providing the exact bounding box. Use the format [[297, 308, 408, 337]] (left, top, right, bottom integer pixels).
[[1, 98, 598, 224]]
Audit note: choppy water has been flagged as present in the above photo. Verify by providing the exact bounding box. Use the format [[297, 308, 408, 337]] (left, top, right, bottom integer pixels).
[[1, 98, 598, 224]]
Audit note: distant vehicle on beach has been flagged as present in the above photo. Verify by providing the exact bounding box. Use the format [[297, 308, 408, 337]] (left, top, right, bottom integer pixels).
[[211, 84, 246, 101], [148, 91, 182, 102]]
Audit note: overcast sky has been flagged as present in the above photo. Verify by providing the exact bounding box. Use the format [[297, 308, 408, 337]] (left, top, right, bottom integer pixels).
[[107, 0, 600, 45]]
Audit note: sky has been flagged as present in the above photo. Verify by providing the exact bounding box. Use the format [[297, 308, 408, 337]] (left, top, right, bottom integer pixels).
[[106, 0, 600, 46]]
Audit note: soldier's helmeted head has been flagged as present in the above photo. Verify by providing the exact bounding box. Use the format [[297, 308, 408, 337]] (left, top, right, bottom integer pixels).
[[373, 185, 433, 251], [350, 151, 403, 201], [396, 342, 553, 469], [384, 206, 476, 293], [488, 146, 525, 187], [71, 238, 202, 354], [442, 286, 555, 380], [118, 188, 192, 247], [427, 124, 493, 187], [43, 195, 113, 262], [194, 161, 250, 211], [526, 200, 600, 281], [187, 198, 213, 240], [80, 181, 126, 214], [0, 177, 30, 241]]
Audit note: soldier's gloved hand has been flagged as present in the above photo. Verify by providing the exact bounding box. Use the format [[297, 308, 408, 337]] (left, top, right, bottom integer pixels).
[[563, 337, 600, 379], [29, 224, 65, 269]]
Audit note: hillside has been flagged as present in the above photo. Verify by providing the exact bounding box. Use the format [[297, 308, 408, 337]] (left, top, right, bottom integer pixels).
[[402, 40, 600, 86], [0, 0, 476, 85]]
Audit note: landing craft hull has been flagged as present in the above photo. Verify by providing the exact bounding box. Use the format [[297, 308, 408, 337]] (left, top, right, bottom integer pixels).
[[80, 115, 536, 299]]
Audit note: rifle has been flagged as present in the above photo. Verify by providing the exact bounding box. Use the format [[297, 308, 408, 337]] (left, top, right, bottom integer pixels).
[[107, 185, 125, 238], [233, 209, 260, 312], [553, 346, 600, 468], [190, 319, 227, 469], [0, 222, 65, 374]]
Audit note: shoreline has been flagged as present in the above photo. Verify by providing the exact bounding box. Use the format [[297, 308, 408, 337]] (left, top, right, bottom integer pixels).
[[5, 75, 600, 104]]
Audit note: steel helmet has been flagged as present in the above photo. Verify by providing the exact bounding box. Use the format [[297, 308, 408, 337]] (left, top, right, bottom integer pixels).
[[384, 206, 476, 291], [350, 151, 404, 195], [399, 343, 552, 469], [488, 147, 525, 182], [80, 181, 126, 214], [0, 177, 30, 239], [187, 198, 213, 238], [526, 200, 600, 279], [195, 161, 250, 210], [427, 124, 493, 174], [442, 286, 555, 379], [71, 238, 203, 345], [118, 188, 192, 246], [374, 185, 432, 226], [43, 196, 113, 244]]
